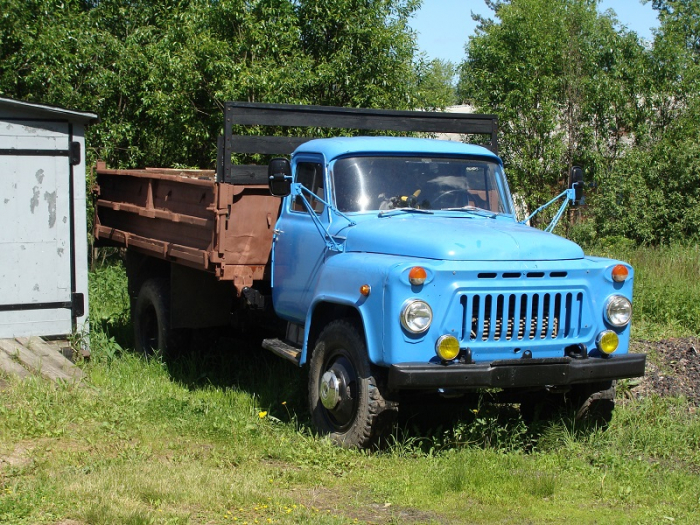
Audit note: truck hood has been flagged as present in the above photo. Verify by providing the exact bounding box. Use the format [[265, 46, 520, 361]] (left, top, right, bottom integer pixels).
[[342, 214, 584, 261]]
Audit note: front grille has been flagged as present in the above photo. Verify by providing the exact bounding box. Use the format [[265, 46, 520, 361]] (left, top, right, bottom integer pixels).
[[460, 291, 584, 342]]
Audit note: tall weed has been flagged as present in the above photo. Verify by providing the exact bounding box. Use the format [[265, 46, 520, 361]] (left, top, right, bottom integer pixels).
[[87, 260, 132, 360]]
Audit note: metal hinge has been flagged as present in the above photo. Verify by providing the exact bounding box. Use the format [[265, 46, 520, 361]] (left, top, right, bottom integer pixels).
[[72, 293, 85, 317], [69, 142, 81, 166]]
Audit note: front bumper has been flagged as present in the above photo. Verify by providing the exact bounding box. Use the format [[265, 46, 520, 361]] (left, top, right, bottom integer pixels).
[[387, 353, 646, 390]]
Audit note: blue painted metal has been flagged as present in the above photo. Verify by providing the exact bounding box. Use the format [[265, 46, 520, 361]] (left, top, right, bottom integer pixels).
[[295, 136, 501, 162], [343, 213, 584, 261], [520, 187, 577, 232], [272, 136, 634, 371], [289, 182, 356, 252]]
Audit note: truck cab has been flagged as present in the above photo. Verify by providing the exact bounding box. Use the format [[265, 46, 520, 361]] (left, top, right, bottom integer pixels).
[[268, 136, 645, 447]]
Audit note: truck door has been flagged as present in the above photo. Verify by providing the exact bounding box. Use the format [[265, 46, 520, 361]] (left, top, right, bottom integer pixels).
[[272, 156, 328, 323]]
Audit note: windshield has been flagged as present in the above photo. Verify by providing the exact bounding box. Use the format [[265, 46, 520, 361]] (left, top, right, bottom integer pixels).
[[332, 156, 513, 214]]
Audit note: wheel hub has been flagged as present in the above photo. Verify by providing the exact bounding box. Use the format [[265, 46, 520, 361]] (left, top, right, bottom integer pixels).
[[320, 370, 341, 409]]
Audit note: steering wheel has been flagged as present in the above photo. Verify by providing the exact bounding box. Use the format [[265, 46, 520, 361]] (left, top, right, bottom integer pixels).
[[431, 190, 474, 209]]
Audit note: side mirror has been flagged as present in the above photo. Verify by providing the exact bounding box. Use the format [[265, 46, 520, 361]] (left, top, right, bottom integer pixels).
[[569, 166, 584, 206], [268, 158, 291, 197]]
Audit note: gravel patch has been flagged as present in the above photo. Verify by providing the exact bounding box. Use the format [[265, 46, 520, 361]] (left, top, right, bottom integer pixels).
[[631, 337, 700, 405]]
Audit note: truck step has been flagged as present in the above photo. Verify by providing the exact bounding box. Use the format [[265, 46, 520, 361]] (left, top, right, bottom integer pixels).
[[262, 338, 301, 365]]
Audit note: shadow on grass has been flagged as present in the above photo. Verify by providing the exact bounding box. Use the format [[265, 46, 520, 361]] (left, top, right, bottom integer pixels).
[[389, 391, 600, 454], [101, 323, 608, 454], [162, 329, 309, 424]]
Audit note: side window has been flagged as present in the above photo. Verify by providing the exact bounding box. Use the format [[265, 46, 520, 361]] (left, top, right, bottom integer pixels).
[[293, 162, 325, 214]]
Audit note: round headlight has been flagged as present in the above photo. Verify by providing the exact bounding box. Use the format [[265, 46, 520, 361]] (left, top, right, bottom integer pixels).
[[400, 300, 433, 333], [606, 295, 632, 327]]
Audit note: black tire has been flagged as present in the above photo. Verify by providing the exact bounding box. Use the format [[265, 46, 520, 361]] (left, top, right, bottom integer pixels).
[[520, 381, 615, 428], [133, 278, 174, 359], [308, 320, 397, 448], [570, 381, 616, 427]]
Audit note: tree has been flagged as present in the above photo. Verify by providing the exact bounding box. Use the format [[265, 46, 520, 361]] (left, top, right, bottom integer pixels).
[[1, 0, 448, 170], [415, 59, 457, 110], [458, 0, 648, 225], [589, 0, 700, 244]]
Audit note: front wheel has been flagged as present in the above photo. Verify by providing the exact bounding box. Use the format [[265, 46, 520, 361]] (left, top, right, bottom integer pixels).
[[520, 381, 615, 428], [571, 381, 616, 427], [308, 320, 397, 448]]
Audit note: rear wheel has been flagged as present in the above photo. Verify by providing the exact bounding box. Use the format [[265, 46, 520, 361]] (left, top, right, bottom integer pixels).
[[308, 320, 397, 448], [133, 278, 177, 358]]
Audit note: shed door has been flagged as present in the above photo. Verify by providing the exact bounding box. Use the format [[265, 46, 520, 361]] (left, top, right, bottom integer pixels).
[[0, 119, 78, 338]]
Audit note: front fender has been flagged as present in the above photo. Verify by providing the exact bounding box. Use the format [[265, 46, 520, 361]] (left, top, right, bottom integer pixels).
[[299, 253, 402, 365]]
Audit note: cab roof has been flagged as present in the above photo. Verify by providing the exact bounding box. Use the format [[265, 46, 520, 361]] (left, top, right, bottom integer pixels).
[[294, 136, 501, 163]]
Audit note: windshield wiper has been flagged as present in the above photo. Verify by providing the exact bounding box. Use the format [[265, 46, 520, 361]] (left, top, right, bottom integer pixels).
[[443, 206, 498, 218], [378, 208, 434, 217]]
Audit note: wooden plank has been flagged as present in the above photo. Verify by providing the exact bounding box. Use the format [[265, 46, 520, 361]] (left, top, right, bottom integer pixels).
[[19, 337, 84, 380], [0, 338, 73, 382], [221, 102, 499, 183], [229, 165, 269, 184], [0, 344, 30, 378], [96, 200, 214, 228], [95, 165, 216, 187], [229, 135, 310, 155], [225, 102, 497, 134]]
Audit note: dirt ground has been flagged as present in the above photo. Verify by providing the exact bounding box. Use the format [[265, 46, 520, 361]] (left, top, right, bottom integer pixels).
[[631, 337, 700, 405]]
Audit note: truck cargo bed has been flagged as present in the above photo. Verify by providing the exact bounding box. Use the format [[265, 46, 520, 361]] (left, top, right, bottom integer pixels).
[[93, 162, 280, 292]]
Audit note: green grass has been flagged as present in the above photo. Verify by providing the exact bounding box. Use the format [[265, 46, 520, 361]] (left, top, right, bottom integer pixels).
[[1, 248, 699, 524], [1, 357, 699, 524]]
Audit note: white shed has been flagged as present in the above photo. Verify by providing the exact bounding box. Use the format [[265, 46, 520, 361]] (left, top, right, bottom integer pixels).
[[0, 97, 98, 339]]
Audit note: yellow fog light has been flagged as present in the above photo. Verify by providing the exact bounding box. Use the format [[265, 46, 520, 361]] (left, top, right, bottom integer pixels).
[[436, 335, 460, 362], [596, 330, 619, 355]]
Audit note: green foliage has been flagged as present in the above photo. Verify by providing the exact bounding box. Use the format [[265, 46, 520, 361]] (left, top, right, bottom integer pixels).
[[0, 0, 456, 171], [458, 0, 699, 243], [581, 0, 700, 244], [459, 0, 648, 226], [591, 109, 700, 244], [415, 59, 457, 109], [87, 260, 131, 360]]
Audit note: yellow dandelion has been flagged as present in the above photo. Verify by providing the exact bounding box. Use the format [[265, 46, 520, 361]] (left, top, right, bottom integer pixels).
[[258, 411, 268, 419]]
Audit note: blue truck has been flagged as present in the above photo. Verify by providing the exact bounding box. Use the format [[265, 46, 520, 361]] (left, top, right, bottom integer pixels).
[[95, 102, 646, 448]]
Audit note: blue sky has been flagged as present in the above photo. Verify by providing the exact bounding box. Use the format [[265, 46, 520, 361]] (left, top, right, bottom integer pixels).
[[410, 0, 660, 65]]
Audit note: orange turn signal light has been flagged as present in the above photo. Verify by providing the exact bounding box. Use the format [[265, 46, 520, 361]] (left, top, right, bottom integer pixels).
[[360, 284, 371, 296], [612, 265, 629, 283], [408, 266, 427, 286]]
